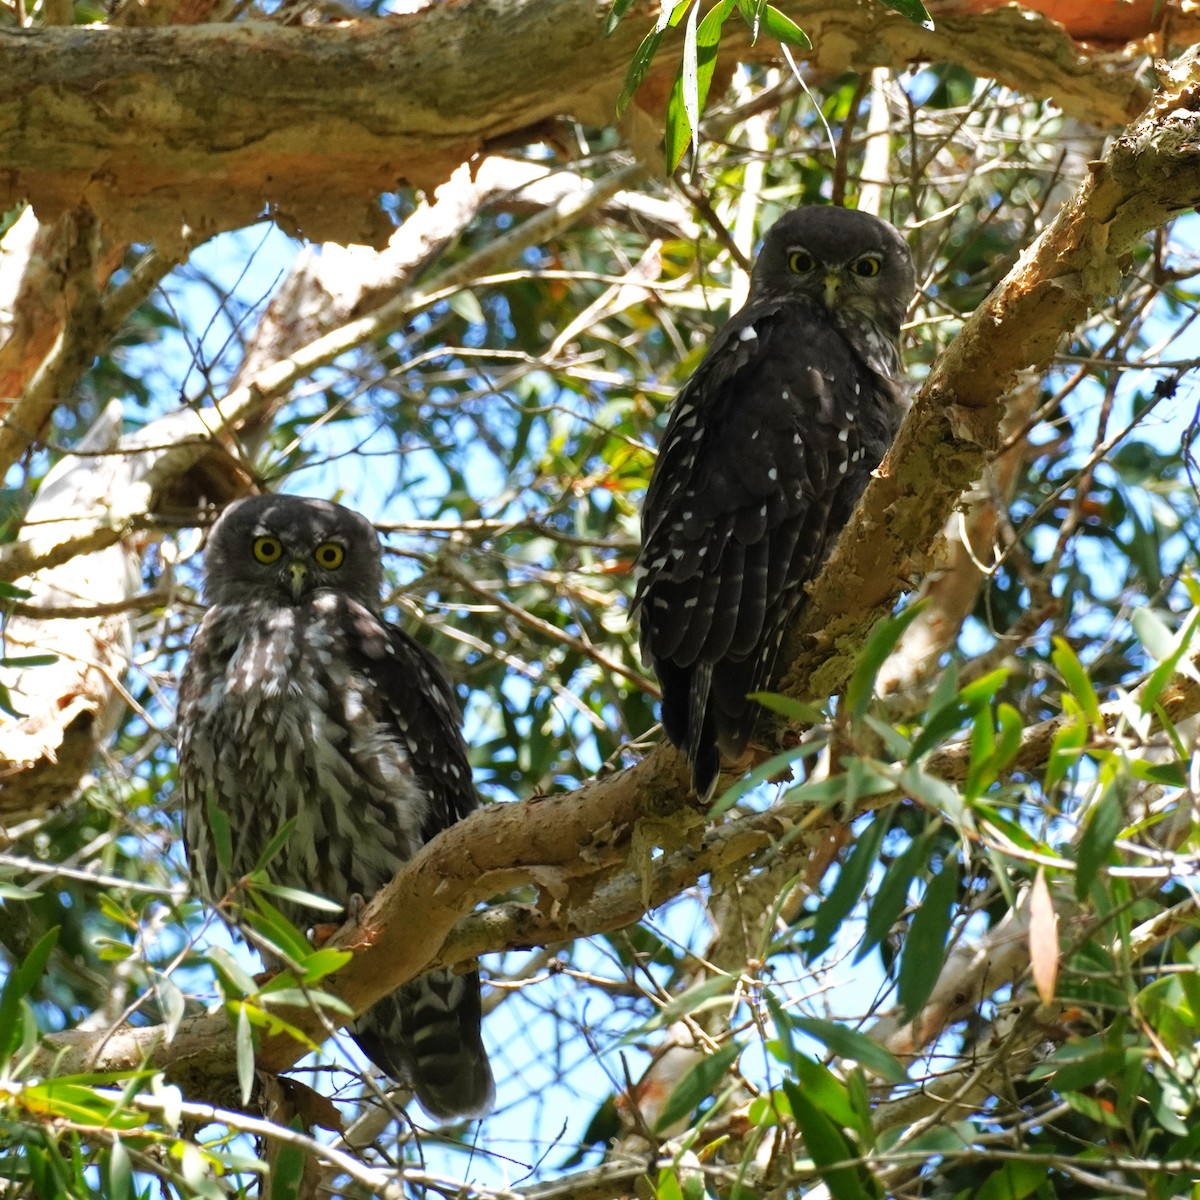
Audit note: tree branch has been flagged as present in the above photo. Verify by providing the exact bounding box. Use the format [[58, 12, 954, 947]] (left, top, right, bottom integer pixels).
[[0, 1, 1159, 247]]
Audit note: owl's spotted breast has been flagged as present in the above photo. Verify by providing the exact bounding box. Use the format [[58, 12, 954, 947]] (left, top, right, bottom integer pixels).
[[180, 592, 427, 921]]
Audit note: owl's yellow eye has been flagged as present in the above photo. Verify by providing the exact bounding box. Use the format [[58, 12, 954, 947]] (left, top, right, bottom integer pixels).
[[788, 249, 816, 274], [252, 536, 283, 564], [313, 542, 345, 570], [852, 254, 882, 278]]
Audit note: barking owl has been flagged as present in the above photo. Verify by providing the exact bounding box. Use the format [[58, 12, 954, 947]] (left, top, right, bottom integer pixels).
[[177, 494, 494, 1122], [634, 206, 915, 797]]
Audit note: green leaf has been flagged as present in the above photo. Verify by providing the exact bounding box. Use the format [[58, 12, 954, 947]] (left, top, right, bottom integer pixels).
[[899, 762, 962, 822], [791, 1017, 909, 1085], [235, 1002, 323, 1054], [764, 989, 800, 1071], [749, 690, 827, 725], [1075, 784, 1123, 900], [253, 817, 298, 874], [973, 1161, 1045, 1200], [664, 0, 695, 26], [0, 678, 24, 718], [875, 0, 932, 29], [627, 975, 739, 1038], [663, 0, 731, 171], [784, 1081, 875, 1200], [655, 1167, 685, 1200], [962, 715, 995, 802], [754, 3, 810, 46], [860, 831, 932, 961], [205, 793, 234, 877], [788, 1054, 861, 1133], [782, 763, 896, 810], [236, 1003, 256, 1105], [1052, 637, 1102, 726], [1138, 608, 1200, 712], [846, 602, 927, 722], [0, 880, 42, 901], [153, 971, 186, 1040], [664, 73, 692, 172], [653, 1040, 741, 1133], [21, 1078, 149, 1131], [710, 738, 827, 817], [251, 881, 344, 915], [860, 713, 913, 760], [897, 858, 959, 1019], [925, 665, 960, 719], [244, 894, 327, 964], [1044, 712, 1087, 794], [679, 0, 701, 156], [1129, 756, 1187, 787], [269, 1134, 307, 1200], [992, 703, 1024, 773], [447, 289, 486, 327], [0, 653, 57, 668], [299, 947, 353, 985], [604, 0, 636, 33], [1028, 1041, 1133, 1092], [1131, 604, 1176, 660], [257, 984, 353, 1017], [734, 0, 764, 38], [907, 699, 970, 761], [616, 27, 666, 116], [956, 668, 1011, 707], [108, 1140, 132, 1200], [808, 811, 890, 960], [206, 946, 261, 999], [0, 925, 58, 1061]]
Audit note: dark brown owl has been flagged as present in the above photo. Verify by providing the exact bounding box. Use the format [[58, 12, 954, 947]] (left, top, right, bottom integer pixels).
[[634, 206, 915, 797], [177, 494, 494, 1122]]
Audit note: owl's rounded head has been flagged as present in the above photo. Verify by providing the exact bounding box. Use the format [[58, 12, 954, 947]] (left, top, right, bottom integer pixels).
[[201, 494, 383, 609], [749, 206, 915, 340]]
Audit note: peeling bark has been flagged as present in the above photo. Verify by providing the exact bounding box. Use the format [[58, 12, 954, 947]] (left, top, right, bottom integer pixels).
[[0, 1, 1161, 248], [0, 405, 144, 823]]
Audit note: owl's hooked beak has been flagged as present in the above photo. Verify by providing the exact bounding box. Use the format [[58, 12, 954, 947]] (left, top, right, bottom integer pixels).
[[285, 559, 309, 601], [822, 272, 840, 309]]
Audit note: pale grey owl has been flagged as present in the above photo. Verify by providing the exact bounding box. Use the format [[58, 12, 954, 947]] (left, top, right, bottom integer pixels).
[[634, 206, 915, 796], [177, 494, 494, 1122]]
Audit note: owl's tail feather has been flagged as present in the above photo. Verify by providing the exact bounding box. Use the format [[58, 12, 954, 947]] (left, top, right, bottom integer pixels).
[[656, 657, 721, 799], [353, 968, 495, 1123]]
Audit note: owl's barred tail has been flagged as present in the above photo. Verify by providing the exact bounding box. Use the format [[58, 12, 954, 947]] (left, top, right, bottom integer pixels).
[[353, 968, 495, 1122]]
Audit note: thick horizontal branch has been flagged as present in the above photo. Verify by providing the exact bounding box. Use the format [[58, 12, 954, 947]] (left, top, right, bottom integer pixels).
[[0, 0, 1155, 246], [35, 744, 693, 1091], [32, 771, 788, 1092]]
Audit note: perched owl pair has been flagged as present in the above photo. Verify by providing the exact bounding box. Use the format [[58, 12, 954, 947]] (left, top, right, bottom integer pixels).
[[176, 205, 913, 1123]]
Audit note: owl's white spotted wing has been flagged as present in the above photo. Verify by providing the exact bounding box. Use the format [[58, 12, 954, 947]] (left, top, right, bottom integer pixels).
[[342, 604, 479, 840], [635, 297, 897, 793], [341, 613, 495, 1118]]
